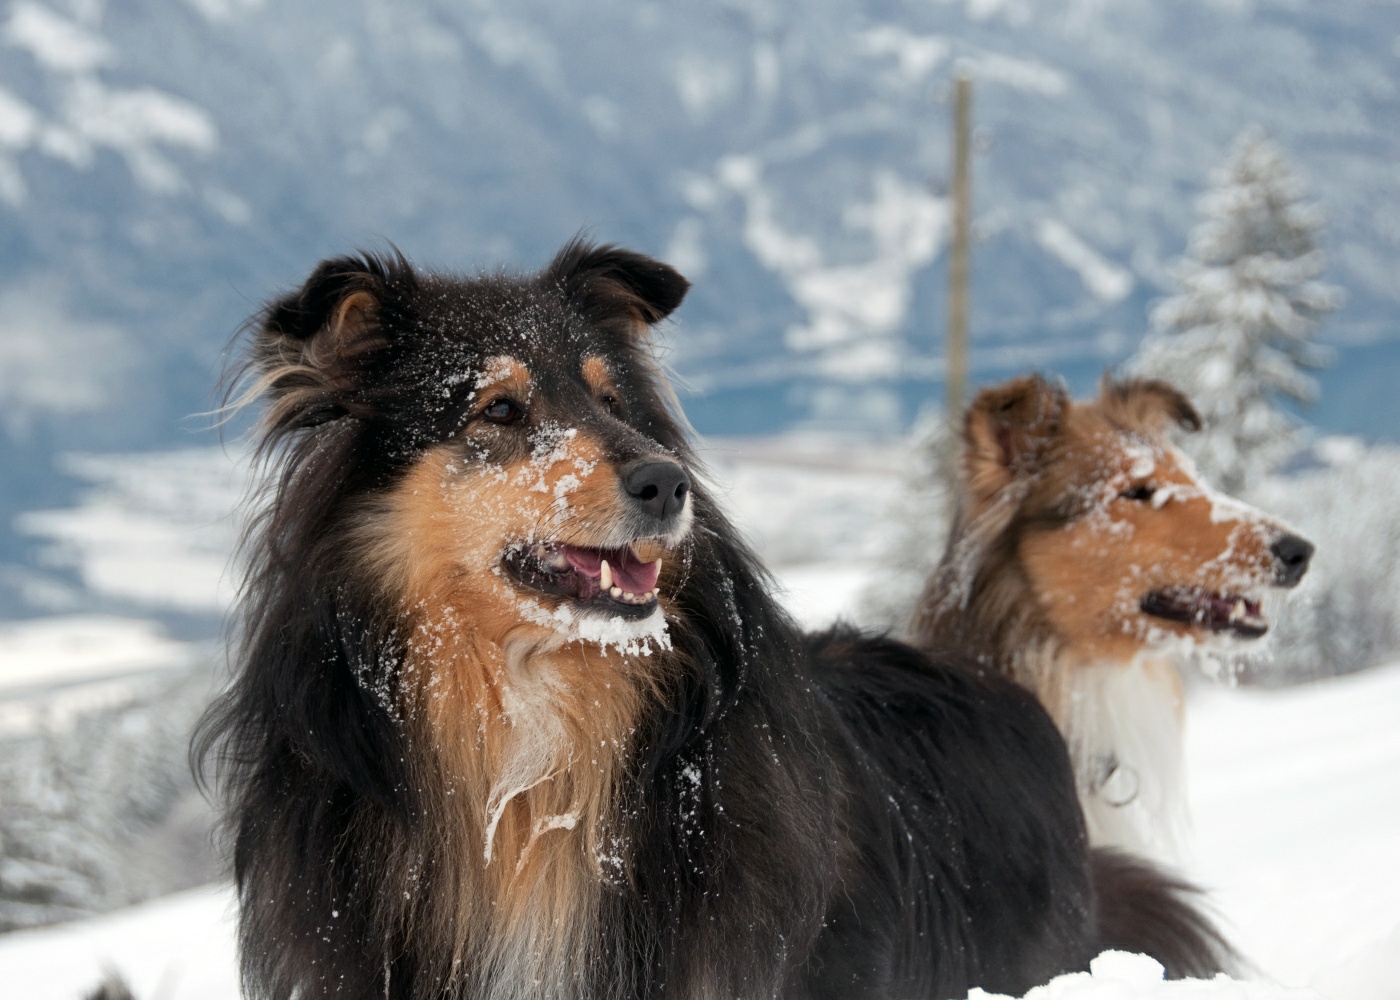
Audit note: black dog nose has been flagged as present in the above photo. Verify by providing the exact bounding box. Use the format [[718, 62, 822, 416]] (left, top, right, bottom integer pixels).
[[1271, 533, 1314, 588], [624, 459, 690, 521]]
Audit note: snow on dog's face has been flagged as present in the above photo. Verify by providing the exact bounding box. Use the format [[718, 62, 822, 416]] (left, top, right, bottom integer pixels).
[[246, 241, 694, 655], [960, 375, 1314, 661], [365, 355, 694, 656]]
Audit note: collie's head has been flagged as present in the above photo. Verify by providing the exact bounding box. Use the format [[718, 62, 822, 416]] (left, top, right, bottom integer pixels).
[[919, 374, 1314, 666], [239, 238, 697, 651]]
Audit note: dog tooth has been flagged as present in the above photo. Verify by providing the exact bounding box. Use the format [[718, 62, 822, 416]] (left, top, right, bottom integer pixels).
[[1231, 598, 1246, 621], [600, 559, 613, 592], [610, 586, 622, 598], [624, 591, 636, 601]]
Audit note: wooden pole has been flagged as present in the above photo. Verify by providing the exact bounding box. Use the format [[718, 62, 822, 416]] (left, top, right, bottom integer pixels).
[[946, 76, 972, 429]]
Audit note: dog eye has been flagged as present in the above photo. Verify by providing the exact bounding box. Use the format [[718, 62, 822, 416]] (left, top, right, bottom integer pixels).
[[600, 392, 620, 414], [482, 398, 524, 425], [1121, 483, 1156, 502]]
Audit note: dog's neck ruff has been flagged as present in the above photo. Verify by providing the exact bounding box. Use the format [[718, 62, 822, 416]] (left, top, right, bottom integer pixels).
[[1036, 645, 1189, 859], [397, 611, 659, 1000]]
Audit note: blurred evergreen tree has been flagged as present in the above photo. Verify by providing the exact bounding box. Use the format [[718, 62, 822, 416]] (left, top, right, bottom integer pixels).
[[1133, 127, 1341, 494]]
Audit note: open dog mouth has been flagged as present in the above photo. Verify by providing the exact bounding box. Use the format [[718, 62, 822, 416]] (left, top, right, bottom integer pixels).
[[1140, 587, 1267, 639], [504, 541, 663, 619]]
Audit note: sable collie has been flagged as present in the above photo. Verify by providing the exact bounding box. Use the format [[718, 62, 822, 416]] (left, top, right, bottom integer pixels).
[[197, 243, 1230, 1000], [911, 375, 1313, 857]]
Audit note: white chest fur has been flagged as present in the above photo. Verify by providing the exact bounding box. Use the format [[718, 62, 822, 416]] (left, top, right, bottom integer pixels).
[[1058, 654, 1189, 860]]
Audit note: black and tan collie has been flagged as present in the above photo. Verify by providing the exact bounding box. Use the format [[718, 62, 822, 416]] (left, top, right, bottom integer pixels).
[[197, 242, 1229, 1000], [911, 375, 1313, 858]]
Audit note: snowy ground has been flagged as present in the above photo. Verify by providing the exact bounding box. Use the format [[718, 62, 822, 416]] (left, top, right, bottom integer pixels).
[[1, 439, 1397, 998], [1188, 669, 1400, 998]]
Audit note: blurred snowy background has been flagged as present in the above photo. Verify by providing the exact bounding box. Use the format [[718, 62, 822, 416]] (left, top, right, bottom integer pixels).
[[1, 0, 1399, 996]]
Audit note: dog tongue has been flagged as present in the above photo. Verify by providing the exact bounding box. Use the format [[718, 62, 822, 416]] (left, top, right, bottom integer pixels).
[[561, 545, 660, 594]]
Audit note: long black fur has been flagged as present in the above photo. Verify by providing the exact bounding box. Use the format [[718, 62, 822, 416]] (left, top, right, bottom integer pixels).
[[197, 238, 1228, 999], [83, 975, 136, 1000]]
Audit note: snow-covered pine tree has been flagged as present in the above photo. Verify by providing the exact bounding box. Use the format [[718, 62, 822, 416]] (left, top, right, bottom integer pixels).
[[1131, 127, 1341, 495]]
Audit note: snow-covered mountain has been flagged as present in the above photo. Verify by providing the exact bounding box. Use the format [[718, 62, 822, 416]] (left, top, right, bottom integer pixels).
[[1, 0, 1398, 599]]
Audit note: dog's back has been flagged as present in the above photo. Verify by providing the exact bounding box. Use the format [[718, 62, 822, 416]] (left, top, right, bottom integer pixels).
[[805, 628, 1232, 992], [807, 629, 1095, 996]]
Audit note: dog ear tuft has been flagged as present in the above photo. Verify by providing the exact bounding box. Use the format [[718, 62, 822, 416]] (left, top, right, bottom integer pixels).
[[962, 375, 1068, 504], [549, 238, 690, 331], [262, 255, 391, 365], [247, 254, 401, 427], [1099, 376, 1202, 435]]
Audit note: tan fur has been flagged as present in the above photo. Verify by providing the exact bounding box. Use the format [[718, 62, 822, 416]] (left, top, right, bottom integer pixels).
[[914, 375, 1298, 857], [230, 337, 325, 437], [580, 356, 614, 398], [348, 357, 682, 994]]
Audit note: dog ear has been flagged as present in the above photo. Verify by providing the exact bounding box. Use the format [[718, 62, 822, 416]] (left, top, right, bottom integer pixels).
[[247, 254, 400, 427], [549, 238, 690, 332], [1099, 376, 1202, 435], [962, 374, 1069, 504]]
